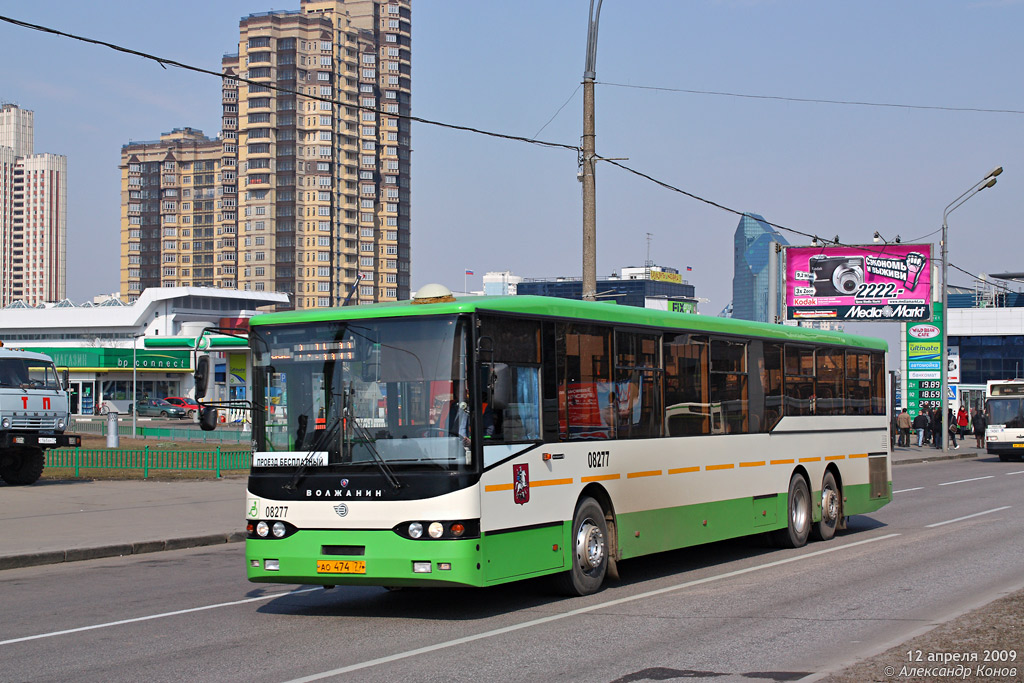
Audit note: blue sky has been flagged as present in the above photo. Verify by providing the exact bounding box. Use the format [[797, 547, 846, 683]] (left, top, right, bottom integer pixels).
[[2, 0, 1021, 353]]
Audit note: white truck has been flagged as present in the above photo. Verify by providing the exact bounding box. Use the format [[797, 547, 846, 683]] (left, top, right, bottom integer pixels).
[[0, 343, 82, 485]]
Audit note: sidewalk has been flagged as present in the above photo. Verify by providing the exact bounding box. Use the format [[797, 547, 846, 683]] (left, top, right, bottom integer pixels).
[[890, 438, 983, 465], [0, 440, 987, 571], [0, 476, 247, 570]]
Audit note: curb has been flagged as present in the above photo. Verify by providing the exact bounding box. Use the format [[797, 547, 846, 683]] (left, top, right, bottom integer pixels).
[[0, 531, 246, 571], [893, 451, 979, 466]]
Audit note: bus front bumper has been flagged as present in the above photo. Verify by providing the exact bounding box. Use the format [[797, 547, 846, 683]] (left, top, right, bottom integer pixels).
[[246, 529, 484, 588]]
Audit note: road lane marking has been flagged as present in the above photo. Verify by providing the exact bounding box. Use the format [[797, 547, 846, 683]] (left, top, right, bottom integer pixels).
[[938, 475, 994, 486], [281, 533, 901, 682], [926, 506, 1012, 528], [893, 487, 923, 494], [0, 588, 320, 647], [1006, 470, 1024, 476]]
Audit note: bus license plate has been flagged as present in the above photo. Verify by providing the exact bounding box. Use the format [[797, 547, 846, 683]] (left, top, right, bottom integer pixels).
[[317, 560, 366, 574], [1013, 444, 1024, 448]]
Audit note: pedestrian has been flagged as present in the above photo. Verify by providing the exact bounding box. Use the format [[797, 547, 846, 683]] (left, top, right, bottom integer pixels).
[[896, 408, 912, 447], [957, 406, 969, 442], [913, 410, 929, 447], [947, 408, 959, 450], [931, 407, 943, 449], [923, 405, 933, 445], [972, 407, 988, 450]]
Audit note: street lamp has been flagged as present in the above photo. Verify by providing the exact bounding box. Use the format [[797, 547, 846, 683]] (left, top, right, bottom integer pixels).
[[132, 333, 145, 438], [873, 231, 902, 244], [940, 166, 1002, 451]]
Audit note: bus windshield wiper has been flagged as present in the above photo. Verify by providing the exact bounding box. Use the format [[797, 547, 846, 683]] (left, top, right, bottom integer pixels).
[[349, 415, 402, 490], [283, 417, 340, 492]]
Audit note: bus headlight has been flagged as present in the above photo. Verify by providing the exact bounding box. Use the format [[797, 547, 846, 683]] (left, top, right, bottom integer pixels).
[[450, 523, 465, 537], [1, 417, 10, 429], [408, 522, 423, 539], [57, 418, 66, 430], [428, 522, 444, 539], [272, 522, 286, 538], [256, 521, 270, 537]]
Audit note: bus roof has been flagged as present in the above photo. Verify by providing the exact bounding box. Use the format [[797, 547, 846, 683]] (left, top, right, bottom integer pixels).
[[250, 295, 887, 352]]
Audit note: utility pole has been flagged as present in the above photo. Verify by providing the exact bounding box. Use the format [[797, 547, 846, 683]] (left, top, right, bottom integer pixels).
[[581, 0, 603, 302]]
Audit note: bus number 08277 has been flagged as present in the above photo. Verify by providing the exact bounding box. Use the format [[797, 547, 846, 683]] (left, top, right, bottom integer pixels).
[[587, 451, 609, 468]]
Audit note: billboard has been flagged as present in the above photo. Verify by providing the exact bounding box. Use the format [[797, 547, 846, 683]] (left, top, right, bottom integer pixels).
[[784, 243, 932, 322], [904, 305, 944, 417]]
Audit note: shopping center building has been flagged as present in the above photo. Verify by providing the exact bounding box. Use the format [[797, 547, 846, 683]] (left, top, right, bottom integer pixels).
[[0, 287, 286, 414]]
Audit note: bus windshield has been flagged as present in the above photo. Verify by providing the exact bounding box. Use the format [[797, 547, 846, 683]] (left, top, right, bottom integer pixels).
[[988, 397, 1024, 429], [252, 315, 474, 473]]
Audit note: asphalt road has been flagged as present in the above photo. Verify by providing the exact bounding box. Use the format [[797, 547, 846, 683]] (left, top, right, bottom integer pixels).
[[3, 455, 1023, 683]]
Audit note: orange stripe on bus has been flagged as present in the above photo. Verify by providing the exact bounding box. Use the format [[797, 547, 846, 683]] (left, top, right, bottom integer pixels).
[[740, 461, 766, 468], [706, 463, 735, 471], [825, 455, 845, 461], [849, 453, 869, 459], [582, 473, 621, 482], [532, 478, 574, 487], [770, 459, 795, 465], [627, 470, 662, 479], [799, 457, 821, 463], [668, 466, 700, 475], [484, 483, 513, 492]]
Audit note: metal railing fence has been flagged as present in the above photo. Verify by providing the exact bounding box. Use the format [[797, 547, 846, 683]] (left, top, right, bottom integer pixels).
[[46, 447, 250, 478]]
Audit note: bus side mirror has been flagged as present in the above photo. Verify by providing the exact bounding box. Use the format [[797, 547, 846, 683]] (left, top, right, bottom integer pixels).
[[62, 369, 69, 391], [199, 406, 218, 431], [195, 356, 210, 399]]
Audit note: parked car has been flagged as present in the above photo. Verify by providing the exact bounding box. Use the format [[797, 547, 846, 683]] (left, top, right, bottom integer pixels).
[[134, 399, 187, 419], [164, 396, 200, 418]]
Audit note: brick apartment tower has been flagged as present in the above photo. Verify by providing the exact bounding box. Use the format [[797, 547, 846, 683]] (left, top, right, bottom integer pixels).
[[225, 0, 412, 308], [0, 104, 68, 307], [119, 128, 237, 298]]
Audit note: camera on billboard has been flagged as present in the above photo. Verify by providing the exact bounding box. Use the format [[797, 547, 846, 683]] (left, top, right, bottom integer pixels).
[[809, 255, 864, 297]]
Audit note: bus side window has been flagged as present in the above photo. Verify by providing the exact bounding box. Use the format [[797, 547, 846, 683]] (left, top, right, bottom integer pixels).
[[845, 350, 871, 415], [556, 322, 613, 441], [784, 345, 815, 416], [816, 349, 845, 416], [664, 334, 709, 436], [486, 364, 541, 442], [710, 339, 748, 434], [615, 330, 662, 439], [761, 342, 784, 431], [870, 351, 886, 415]]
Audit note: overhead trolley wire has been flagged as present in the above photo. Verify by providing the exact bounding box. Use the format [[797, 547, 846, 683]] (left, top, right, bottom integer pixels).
[[0, 14, 578, 154]]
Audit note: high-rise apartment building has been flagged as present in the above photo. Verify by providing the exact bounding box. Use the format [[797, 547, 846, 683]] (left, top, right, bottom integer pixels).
[[0, 104, 68, 307], [119, 128, 236, 298], [228, 0, 411, 309], [117, 0, 411, 309]]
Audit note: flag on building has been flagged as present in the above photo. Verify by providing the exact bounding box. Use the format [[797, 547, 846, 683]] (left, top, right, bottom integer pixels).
[[465, 270, 474, 275], [686, 266, 693, 271]]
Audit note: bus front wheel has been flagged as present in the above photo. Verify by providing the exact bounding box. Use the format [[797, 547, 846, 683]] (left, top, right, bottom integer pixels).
[[557, 497, 608, 596], [812, 471, 841, 542], [773, 474, 811, 549]]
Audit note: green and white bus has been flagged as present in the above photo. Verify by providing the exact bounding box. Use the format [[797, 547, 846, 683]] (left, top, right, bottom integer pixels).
[[230, 286, 891, 595]]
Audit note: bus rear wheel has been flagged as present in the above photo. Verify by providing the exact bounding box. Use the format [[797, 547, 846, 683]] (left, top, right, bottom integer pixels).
[[772, 474, 811, 549], [0, 446, 45, 486], [557, 497, 608, 596], [811, 471, 841, 542]]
